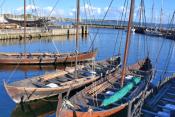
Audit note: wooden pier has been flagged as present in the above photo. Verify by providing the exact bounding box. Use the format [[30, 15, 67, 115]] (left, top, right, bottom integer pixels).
[[0, 25, 88, 40]]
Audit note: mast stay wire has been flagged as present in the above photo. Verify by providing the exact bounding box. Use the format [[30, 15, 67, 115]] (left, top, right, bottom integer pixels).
[[47, 0, 60, 18], [139, 0, 149, 58], [152, 10, 175, 81], [0, 0, 5, 8], [159, 41, 174, 86], [82, 0, 96, 44], [32, 0, 39, 17], [88, 0, 115, 51], [112, 0, 129, 57], [82, 0, 97, 71]]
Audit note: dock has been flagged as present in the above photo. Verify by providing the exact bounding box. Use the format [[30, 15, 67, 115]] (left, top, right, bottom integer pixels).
[[0, 25, 88, 40], [81, 23, 175, 40]]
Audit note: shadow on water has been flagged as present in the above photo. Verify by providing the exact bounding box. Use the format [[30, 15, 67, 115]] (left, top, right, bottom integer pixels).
[[11, 96, 58, 117], [0, 64, 67, 72]]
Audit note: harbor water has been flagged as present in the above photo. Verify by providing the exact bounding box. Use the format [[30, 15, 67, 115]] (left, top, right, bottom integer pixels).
[[0, 28, 174, 117]]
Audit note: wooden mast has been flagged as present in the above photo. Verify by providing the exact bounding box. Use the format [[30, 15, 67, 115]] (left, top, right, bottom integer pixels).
[[66, 0, 80, 99], [24, 0, 26, 52], [75, 0, 80, 79], [120, 0, 135, 87]]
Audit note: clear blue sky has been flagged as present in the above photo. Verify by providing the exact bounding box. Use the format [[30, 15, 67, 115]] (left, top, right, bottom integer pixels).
[[1, 0, 175, 23]]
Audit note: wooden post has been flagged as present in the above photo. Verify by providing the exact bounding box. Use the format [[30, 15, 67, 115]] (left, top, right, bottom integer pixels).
[[24, 0, 26, 52], [56, 93, 63, 117]]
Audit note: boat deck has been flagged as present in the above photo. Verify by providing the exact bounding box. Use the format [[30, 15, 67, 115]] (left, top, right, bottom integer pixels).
[[9, 59, 117, 89], [69, 70, 148, 112]]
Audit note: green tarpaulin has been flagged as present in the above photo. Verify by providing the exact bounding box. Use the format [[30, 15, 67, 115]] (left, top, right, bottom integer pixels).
[[101, 77, 141, 106]]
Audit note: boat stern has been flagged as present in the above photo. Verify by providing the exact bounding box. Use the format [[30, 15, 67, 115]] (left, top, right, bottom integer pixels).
[[3, 81, 22, 103]]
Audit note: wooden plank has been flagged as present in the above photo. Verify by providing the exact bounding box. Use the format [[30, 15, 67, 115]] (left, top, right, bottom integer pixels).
[[167, 92, 175, 97], [142, 109, 157, 116], [161, 97, 175, 104]]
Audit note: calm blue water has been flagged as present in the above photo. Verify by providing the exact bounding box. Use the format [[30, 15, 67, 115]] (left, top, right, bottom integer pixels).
[[0, 28, 174, 117]]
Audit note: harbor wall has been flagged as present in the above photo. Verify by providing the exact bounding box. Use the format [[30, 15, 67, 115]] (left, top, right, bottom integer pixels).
[[0, 26, 88, 40]]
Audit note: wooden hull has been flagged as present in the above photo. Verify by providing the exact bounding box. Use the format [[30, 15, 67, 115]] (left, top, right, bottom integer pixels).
[[4, 15, 50, 27], [4, 75, 99, 103], [4, 56, 120, 103], [59, 58, 153, 117], [60, 104, 127, 117], [0, 51, 97, 65]]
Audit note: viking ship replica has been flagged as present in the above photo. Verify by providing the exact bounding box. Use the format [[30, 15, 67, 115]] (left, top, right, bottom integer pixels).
[[4, 0, 121, 104], [142, 75, 175, 117], [58, 0, 154, 116], [0, 51, 97, 65], [4, 56, 120, 103], [0, 0, 97, 65]]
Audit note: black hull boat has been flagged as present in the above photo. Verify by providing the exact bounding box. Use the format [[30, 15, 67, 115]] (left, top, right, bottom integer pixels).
[[4, 15, 50, 27]]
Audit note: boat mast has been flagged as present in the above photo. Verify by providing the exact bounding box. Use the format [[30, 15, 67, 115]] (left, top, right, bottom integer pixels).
[[159, 0, 163, 29], [24, 0, 26, 52], [75, 0, 80, 79], [120, 0, 135, 87]]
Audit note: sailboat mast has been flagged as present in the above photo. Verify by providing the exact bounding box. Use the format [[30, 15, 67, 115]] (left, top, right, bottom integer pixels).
[[75, 0, 80, 79], [159, 0, 163, 29], [24, 0, 26, 52], [120, 0, 135, 87]]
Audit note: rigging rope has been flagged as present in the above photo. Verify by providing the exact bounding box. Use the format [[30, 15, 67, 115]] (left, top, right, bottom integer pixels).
[[88, 0, 115, 51], [153, 10, 175, 79], [48, 0, 60, 18], [159, 41, 174, 86], [32, 0, 39, 17], [52, 40, 59, 53], [0, 0, 5, 8], [117, 0, 129, 55], [82, 0, 94, 45]]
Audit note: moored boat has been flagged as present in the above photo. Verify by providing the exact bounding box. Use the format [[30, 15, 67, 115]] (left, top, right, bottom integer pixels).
[[59, 58, 153, 117], [4, 15, 50, 27], [58, 0, 154, 116], [0, 50, 97, 65], [4, 56, 121, 103]]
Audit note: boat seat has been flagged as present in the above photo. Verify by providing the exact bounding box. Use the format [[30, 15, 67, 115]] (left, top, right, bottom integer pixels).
[[57, 78, 71, 82], [32, 81, 47, 88], [89, 105, 104, 111], [161, 98, 175, 104], [47, 79, 62, 84], [65, 73, 74, 78], [85, 95, 103, 103]]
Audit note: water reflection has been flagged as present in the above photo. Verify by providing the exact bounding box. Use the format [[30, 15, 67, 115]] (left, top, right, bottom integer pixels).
[[11, 97, 57, 117], [0, 65, 67, 72]]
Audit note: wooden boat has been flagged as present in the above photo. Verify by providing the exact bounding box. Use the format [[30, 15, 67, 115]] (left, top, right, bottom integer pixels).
[[58, 0, 154, 116], [4, 56, 121, 103], [142, 75, 175, 117], [0, 50, 97, 65], [59, 58, 153, 117], [144, 28, 163, 37], [4, 15, 50, 27]]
